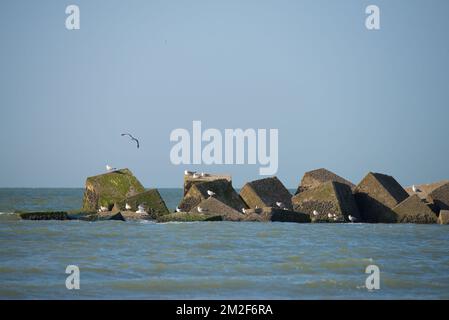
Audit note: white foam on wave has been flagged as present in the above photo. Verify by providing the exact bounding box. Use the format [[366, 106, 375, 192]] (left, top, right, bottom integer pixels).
[[0, 211, 15, 215]]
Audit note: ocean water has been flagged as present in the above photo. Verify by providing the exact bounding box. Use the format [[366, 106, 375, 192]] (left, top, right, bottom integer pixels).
[[0, 188, 448, 300]]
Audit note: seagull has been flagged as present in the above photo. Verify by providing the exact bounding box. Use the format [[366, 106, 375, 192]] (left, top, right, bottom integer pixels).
[[192, 173, 200, 178], [197, 206, 207, 213], [136, 204, 147, 214], [106, 165, 117, 172], [176, 206, 181, 213], [328, 213, 333, 218], [276, 202, 285, 209], [313, 210, 319, 216], [201, 172, 209, 177], [348, 215, 357, 223], [207, 190, 216, 197], [125, 203, 131, 210], [333, 217, 338, 221], [121, 133, 140, 149], [184, 170, 195, 176], [98, 206, 108, 212], [412, 185, 418, 193], [242, 208, 246, 214]]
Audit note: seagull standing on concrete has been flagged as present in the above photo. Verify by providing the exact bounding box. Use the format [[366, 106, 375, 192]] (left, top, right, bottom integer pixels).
[[106, 165, 117, 172], [276, 202, 285, 209], [313, 210, 319, 216], [192, 173, 200, 178], [176, 206, 181, 213], [242, 208, 247, 214], [412, 185, 418, 193], [207, 190, 216, 198], [98, 206, 108, 212], [121, 133, 140, 149], [197, 206, 207, 213], [136, 204, 147, 214], [328, 213, 333, 219], [125, 203, 131, 210], [184, 170, 195, 176], [348, 215, 357, 223], [201, 172, 209, 177]]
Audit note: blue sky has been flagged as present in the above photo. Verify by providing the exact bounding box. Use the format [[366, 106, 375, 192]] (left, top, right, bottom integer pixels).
[[1, 0, 448, 188]]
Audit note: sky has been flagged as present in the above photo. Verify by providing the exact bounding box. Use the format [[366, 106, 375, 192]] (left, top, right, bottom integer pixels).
[[0, 0, 448, 188]]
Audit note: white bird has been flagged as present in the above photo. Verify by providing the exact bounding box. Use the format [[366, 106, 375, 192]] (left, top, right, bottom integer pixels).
[[412, 185, 418, 193], [197, 206, 207, 213], [276, 202, 285, 208], [201, 172, 209, 177], [348, 215, 356, 223], [98, 206, 108, 212], [313, 210, 319, 216], [106, 165, 117, 172], [207, 190, 216, 197], [125, 203, 131, 210], [136, 204, 147, 214], [184, 170, 195, 176], [328, 213, 333, 218], [176, 206, 181, 213], [242, 208, 246, 214], [333, 217, 338, 221], [192, 173, 200, 178], [333, 213, 337, 217]]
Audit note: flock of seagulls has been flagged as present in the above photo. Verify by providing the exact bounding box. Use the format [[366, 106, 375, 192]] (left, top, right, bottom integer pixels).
[[184, 170, 209, 178], [311, 209, 357, 223]]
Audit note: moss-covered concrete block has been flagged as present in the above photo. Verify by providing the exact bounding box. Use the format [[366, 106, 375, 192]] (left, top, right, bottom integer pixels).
[[115, 189, 169, 219], [354, 172, 409, 223], [156, 212, 223, 222], [292, 181, 360, 222], [82, 168, 145, 211], [392, 194, 438, 223], [295, 168, 355, 194], [438, 210, 449, 224], [239, 176, 292, 210], [20, 211, 69, 220], [178, 178, 246, 212], [78, 212, 125, 221]]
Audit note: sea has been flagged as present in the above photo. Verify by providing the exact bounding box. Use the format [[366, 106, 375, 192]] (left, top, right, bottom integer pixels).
[[0, 188, 448, 299]]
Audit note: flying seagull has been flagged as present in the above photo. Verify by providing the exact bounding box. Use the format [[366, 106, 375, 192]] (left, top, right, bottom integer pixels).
[[121, 133, 140, 149]]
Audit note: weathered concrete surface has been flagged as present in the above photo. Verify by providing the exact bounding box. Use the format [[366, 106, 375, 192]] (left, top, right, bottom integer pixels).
[[119, 210, 152, 221], [189, 197, 244, 221], [19, 211, 69, 220], [239, 176, 292, 210], [156, 212, 223, 222], [426, 182, 449, 211], [295, 168, 355, 194], [405, 180, 449, 199], [354, 172, 409, 223], [438, 210, 449, 224], [178, 179, 246, 212], [242, 207, 311, 223], [392, 194, 438, 223], [82, 168, 145, 212], [292, 181, 360, 222], [183, 173, 231, 196], [115, 189, 169, 219]]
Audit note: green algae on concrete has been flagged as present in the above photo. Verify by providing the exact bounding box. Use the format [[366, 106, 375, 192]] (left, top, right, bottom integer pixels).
[[156, 212, 223, 222], [115, 189, 169, 219], [82, 168, 145, 212], [20, 211, 69, 220]]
